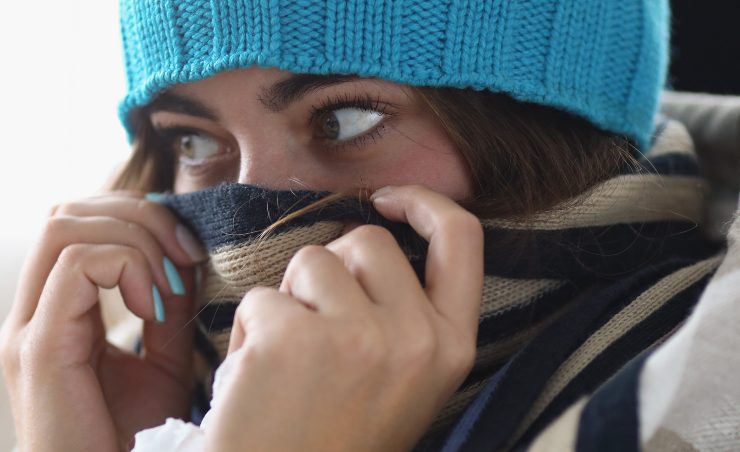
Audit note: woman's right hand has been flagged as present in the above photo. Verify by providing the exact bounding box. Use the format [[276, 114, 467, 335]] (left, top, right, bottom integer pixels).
[[0, 192, 206, 451]]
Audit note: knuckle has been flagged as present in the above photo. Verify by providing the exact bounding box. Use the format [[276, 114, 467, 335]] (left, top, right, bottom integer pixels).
[[351, 225, 395, 247], [0, 329, 18, 373], [47, 203, 61, 217], [242, 285, 275, 302], [49, 201, 74, 217], [402, 184, 425, 194], [136, 198, 162, 220], [57, 243, 89, 267], [445, 210, 482, 237], [39, 216, 72, 243], [51, 200, 89, 217], [238, 287, 287, 325], [289, 245, 329, 269], [124, 245, 148, 267], [124, 219, 147, 237], [296, 244, 328, 260], [239, 287, 271, 314]]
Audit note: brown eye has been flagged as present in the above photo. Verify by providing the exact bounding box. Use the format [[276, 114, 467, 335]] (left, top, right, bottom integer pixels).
[[176, 133, 220, 161], [314, 108, 385, 141], [317, 111, 340, 139]]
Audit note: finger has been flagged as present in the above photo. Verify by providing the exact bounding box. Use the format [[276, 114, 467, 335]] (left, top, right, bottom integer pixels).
[[51, 194, 206, 265], [228, 287, 310, 353], [87, 190, 151, 200], [371, 186, 484, 333], [279, 245, 370, 317], [141, 263, 197, 385], [35, 244, 157, 332], [12, 216, 186, 325], [325, 225, 427, 309]]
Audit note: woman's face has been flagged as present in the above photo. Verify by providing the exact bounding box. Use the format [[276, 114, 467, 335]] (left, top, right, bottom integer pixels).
[[147, 67, 473, 198]]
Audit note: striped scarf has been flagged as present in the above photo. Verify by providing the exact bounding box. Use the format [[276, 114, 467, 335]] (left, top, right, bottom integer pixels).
[[160, 119, 723, 451]]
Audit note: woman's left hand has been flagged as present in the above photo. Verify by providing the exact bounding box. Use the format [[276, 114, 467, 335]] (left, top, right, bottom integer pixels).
[[206, 185, 484, 452]]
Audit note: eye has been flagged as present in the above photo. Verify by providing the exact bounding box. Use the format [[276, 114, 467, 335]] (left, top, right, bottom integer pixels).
[[177, 133, 221, 164], [154, 127, 234, 166], [314, 108, 385, 141]]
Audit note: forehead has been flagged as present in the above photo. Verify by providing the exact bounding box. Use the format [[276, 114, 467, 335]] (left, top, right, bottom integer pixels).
[[168, 66, 290, 94], [150, 67, 416, 120], [167, 66, 405, 97]]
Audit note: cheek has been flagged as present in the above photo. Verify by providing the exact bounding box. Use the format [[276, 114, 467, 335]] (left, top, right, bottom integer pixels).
[[366, 127, 474, 201]]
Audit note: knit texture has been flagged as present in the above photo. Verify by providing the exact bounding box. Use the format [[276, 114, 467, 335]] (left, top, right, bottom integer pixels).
[[157, 118, 720, 450], [118, 0, 669, 149]]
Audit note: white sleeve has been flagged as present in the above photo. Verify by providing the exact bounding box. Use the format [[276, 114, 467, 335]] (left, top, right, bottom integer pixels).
[[133, 347, 246, 451]]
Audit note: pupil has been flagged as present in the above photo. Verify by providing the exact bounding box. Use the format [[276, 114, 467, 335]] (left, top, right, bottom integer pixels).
[[322, 113, 340, 139], [180, 136, 194, 157]]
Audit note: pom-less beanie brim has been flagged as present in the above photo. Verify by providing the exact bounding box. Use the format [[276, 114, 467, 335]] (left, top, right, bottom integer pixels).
[[119, 0, 670, 151]]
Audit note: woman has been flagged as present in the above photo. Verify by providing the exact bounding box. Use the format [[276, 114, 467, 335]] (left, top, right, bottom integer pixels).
[[1, 0, 728, 450]]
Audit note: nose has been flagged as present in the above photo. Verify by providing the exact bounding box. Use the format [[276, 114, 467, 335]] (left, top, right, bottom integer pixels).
[[234, 135, 295, 189]]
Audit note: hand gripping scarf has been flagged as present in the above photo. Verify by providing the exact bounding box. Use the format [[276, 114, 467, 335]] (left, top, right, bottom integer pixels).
[[159, 118, 723, 451]]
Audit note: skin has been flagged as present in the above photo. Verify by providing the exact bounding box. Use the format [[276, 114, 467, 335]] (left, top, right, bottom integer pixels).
[[0, 67, 484, 451]]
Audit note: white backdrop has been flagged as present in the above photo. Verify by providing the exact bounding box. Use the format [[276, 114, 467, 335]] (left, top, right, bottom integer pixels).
[[0, 1, 128, 448]]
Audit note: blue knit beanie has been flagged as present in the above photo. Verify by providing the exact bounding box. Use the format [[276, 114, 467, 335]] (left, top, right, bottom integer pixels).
[[119, 0, 669, 150]]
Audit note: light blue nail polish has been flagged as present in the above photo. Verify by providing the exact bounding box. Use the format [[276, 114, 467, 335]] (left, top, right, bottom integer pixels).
[[152, 285, 166, 323], [145, 192, 167, 203], [163, 256, 185, 296]]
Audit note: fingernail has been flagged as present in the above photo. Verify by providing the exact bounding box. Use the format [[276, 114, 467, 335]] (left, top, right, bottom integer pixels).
[[152, 285, 166, 323], [370, 186, 396, 201], [163, 256, 185, 296], [176, 224, 208, 262], [145, 192, 167, 203]]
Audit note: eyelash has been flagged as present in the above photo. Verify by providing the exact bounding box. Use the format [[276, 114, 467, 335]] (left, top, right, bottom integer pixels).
[[308, 92, 395, 152], [152, 93, 395, 165], [152, 125, 235, 172]]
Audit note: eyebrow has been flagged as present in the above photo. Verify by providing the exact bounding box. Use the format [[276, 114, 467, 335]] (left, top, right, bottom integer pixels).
[[147, 73, 360, 120], [147, 92, 220, 121], [258, 74, 358, 111]]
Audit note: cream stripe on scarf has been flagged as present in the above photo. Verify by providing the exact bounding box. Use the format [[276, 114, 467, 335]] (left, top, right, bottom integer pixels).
[[210, 221, 344, 288], [198, 276, 568, 364], [508, 255, 723, 448], [201, 257, 565, 319], [480, 277, 566, 316], [482, 175, 705, 231], [526, 398, 588, 452]]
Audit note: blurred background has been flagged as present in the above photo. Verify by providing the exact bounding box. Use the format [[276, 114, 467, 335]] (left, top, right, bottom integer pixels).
[[0, 1, 127, 448], [0, 0, 738, 449], [668, 1, 740, 95]]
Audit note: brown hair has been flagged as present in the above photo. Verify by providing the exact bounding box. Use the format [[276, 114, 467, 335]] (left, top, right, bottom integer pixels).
[[112, 87, 635, 219]]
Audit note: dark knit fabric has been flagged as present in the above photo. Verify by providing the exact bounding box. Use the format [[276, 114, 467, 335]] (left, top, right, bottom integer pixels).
[[575, 351, 649, 452]]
